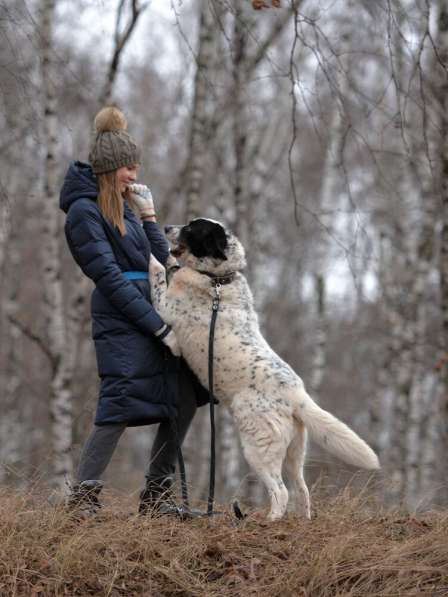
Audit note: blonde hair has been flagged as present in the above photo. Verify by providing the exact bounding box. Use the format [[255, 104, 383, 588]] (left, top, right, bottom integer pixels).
[[96, 172, 124, 236], [97, 171, 139, 236]]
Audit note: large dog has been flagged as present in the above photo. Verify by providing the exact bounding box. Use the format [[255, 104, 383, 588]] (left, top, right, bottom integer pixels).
[[149, 218, 379, 520]]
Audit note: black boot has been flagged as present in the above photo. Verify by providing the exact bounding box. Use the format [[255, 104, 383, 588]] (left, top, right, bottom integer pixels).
[[139, 477, 206, 519], [67, 479, 103, 517], [139, 476, 181, 516]]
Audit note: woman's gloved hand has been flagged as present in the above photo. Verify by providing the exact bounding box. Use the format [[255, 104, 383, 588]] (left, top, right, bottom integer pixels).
[[155, 324, 181, 357], [128, 184, 155, 220]]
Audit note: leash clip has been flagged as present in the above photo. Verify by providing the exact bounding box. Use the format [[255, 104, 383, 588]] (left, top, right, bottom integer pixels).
[[212, 282, 221, 311]]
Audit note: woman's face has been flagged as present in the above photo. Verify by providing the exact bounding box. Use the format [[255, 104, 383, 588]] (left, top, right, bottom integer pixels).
[[116, 164, 139, 194]]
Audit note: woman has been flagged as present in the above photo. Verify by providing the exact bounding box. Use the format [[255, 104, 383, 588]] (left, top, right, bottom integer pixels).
[[59, 106, 202, 516]]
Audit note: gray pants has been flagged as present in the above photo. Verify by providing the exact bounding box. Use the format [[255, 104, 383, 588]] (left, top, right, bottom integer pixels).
[[77, 365, 197, 485]]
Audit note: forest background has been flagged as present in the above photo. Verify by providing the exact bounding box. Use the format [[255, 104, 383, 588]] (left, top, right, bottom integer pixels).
[[1, 0, 448, 513]]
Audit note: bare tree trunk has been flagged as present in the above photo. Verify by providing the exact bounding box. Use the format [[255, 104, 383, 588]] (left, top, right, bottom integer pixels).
[[0, 180, 10, 278], [0, 224, 22, 483], [371, 228, 394, 458], [309, 2, 354, 398], [419, 371, 441, 496], [382, 1, 439, 506], [407, 182, 437, 502], [39, 0, 74, 490], [437, 0, 448, 487], [310, 274, 326, 396], [232, 0, 249, 245], [184, 0, 216, 220], [390, 1, 442, 506]]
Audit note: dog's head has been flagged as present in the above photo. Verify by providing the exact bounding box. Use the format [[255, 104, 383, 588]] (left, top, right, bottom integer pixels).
[[165, 218, 246, 275]]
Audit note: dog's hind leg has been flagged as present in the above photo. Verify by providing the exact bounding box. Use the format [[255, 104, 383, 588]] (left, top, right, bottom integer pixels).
[[234, 394, 293, 520], [244, 447, 288, 520], [284, 421, 311, 519], [237, 427, 290, 521]]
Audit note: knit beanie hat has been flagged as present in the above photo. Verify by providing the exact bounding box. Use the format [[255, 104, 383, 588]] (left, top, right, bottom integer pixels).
[[88, 106, 141, 174]]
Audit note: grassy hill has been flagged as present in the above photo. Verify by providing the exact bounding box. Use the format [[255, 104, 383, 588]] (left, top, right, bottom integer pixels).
[[1, 488, 447, 596]]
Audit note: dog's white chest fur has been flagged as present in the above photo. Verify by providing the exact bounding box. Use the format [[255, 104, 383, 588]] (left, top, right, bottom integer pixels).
[[163, 269, 298, 411]]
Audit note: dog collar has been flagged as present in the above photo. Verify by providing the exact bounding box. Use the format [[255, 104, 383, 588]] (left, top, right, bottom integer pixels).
[[198, 271, 236, 286]]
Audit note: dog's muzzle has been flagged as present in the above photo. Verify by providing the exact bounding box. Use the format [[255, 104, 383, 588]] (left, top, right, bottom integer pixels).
[[164, 225, 186, 257]]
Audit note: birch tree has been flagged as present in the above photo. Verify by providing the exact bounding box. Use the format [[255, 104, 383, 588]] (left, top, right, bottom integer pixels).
[[0, 224, 22, 483], [437, 0, 448, 486], [184, 0, 216, 220], [307, 0, 357, 397], [39, 0, 74, 490], [216, 0, 252, 502], [384, 1, 441, 505]]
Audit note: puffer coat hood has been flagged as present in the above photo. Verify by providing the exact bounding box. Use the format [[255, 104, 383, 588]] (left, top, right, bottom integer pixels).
[[60, 161, 98, 213]]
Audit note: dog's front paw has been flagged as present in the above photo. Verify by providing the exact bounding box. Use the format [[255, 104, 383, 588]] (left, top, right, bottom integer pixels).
[[149, 254, 166, 277]]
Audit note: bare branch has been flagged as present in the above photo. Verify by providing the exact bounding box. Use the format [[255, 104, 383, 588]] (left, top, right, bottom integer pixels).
[[287, 4, 300, 227], [247, 0, 301, 74], [98, 0, 149, 106], [8, 314, 54, 368]]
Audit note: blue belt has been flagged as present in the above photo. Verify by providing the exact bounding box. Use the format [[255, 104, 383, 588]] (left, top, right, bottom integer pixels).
[[122, 271, 148, 280]]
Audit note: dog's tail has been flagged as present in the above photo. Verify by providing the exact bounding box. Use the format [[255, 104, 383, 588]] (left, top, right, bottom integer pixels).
[[293, 386, 380, 470]]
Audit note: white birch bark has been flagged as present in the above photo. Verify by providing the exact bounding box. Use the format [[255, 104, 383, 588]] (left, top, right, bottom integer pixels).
[[39, 0, 74, 490], [406, 181, 438, 504], [391, 1, 419, 505], [381, 2, 436, 505], [387, 2, 440, 506]]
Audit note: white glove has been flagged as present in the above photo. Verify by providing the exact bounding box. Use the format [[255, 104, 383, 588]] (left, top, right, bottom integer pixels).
[[128, 184, 155, 219], [155, 324, 181, 357]]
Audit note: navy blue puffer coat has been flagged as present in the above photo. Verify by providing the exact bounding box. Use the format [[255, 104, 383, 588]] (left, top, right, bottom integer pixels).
[[60, 161, 179, 426]]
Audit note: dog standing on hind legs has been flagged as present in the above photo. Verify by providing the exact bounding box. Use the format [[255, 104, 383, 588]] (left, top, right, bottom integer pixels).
[[149, 218, 380, 521]]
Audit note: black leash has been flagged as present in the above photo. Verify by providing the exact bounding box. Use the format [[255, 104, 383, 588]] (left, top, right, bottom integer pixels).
[[166, 283, 220, 519], [171, 273, 245, 521], [167, 283, 220, 519], [207, 281, 221, 515]]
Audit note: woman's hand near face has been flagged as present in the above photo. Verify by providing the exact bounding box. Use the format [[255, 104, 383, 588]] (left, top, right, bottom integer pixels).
[[129, 184, 156, 221]]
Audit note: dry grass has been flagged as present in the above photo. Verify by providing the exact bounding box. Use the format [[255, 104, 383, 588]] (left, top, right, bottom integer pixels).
[[1, 486, 447, 596]]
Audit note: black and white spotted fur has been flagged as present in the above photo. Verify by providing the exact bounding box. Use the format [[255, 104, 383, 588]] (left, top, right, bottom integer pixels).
[[149, 219, 379, 520]]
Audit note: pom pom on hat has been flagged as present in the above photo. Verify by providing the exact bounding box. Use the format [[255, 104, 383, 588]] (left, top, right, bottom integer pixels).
[[94, 106, 128, 133]]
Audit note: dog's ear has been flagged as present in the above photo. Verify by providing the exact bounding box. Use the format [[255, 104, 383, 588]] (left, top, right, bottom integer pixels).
[[204, 225, 228, 260]]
